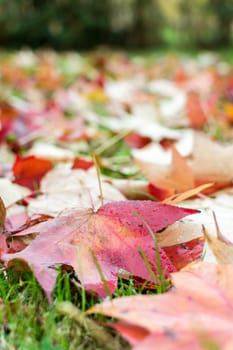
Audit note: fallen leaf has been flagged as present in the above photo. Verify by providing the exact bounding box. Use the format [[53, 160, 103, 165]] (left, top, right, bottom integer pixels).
[[28, 142, 75, 162], [163, 237, 204, 270], [124, 133, 152, 149], [13, 155, 53, 190], [0, 234, 8, 256], [156, 221, 203, 247], [177, 188, 233, 262], [72, 157, 94, 170], [203, 227, 233, 264], [122, 329, 233, 350], [88, 262, 233, 350], [148, 183, 172, 201], [105, 178, 149, 199], [169, 146, 195, 191], [135, 145, 194, 198], [189, 133, 233, 185], [2, 201, 196, 301], [202, 212, 233, 264], [134, 132, 233, 198], [27, 167, 126, 216], [0, 178, 30, 207], [186, 92, 207, 128]]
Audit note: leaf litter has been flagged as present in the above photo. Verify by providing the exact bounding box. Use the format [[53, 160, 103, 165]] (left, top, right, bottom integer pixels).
[[1, 50, 233, 349]]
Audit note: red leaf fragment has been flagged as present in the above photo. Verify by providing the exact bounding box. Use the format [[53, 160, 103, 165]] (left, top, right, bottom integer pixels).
[[124, 133, 152, 149], [72, 157, 94, 170], [148, 183, 173, 201], [163, 237, 205, 270], [12, 155, 53, 190], [0, 234, 8, 256]]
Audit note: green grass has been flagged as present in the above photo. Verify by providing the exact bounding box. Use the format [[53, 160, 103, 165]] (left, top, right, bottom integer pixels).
[[0, 268, 128, 350], [1, 263, 169, 350]]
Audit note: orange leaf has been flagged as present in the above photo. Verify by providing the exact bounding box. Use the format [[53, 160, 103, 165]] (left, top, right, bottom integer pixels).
[[186, 92, 207, 128], [135, 146, 194, 197], [170, 146, 195, 191], [163, 183, 213, 205]]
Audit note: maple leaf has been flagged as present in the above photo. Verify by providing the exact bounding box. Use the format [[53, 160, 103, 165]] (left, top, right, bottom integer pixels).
[[2, 201, 196, 302], [13, 155, 53, 190], [88, 262, 233, 350]]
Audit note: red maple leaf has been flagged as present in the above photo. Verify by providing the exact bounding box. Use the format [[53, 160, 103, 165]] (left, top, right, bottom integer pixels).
[[2, 201, 197, 302]]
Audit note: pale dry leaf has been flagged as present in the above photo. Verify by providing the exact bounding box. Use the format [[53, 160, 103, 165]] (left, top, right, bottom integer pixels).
[[134, 131, 233, 194], [147, 79, 187, 127], [28, 167, 125, 216], [202, 212, 233, 264], [203, 226, 233, 264], [178, 188, 233, 262], [157, 221, 203, 247], [0, 178, 30, 207], [134, 144, 194, 193], [189, 132, 233, 185], [27, 142, 75, 162], [105, 178, 149, 199]]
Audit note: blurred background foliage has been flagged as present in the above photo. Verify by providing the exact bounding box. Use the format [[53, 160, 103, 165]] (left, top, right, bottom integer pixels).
[[0, 0, 232, 50]]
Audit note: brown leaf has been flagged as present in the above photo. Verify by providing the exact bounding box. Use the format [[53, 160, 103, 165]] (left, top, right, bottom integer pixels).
[[0, 197, 6, 228]]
